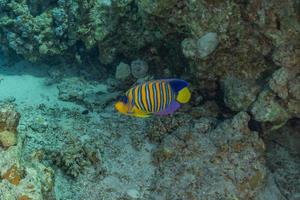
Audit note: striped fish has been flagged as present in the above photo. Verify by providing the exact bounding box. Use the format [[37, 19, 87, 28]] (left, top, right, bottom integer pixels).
[[115, 79, 191, 117], [126, 80, 176, 113]]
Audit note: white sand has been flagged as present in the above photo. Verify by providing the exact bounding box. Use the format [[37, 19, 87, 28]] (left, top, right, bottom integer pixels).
[[0, 57, 81, 109]]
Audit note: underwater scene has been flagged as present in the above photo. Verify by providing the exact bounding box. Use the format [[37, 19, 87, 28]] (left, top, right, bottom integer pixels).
[[0, 1, 300, 200]]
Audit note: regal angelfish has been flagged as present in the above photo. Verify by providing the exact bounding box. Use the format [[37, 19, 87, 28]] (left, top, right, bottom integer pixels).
[[115, 79, 191, 117]]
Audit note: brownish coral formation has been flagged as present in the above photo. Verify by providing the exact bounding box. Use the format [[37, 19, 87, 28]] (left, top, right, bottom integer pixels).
[[0, 103, 20, 148], [150, 112, 266, 199], [0, 103, 20, 132], [0, 130, 17, 148], [49, 139, 101, 178], [0, 103, 54, 200]]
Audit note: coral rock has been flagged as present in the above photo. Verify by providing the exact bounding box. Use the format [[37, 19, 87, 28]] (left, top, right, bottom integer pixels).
[[251, 89, 290, 127], [150, 112, 266, 199], [222, 75, 260, 111], [181, 38, 197, 59], [0, 104, 20, 133], [57, 77, 118, 109], [197, 32, 219, 59], [272, 44, 300, 71], [0, 130, 17, 148], [131, 59, 148, 78], [269, 68, 295, 100], [115, 62, 131, 80], [1, 164, 22, 186]]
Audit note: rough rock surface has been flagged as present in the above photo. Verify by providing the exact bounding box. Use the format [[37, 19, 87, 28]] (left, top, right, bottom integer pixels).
[[264, 119, 300, 200], [131, 59, 149, 79], [221, 75, 260, 112], [0, 103, 54, 200], [16, 100, 155, 200], [197, 32, 219, 59], [0, 103, 20, 148], [12, 94, 276, 200], [57, 77, 121, 110], [115, 62, 131, 80], [0, 103, 20, 133], [251, 89, 290, 128], [0, 130, 16, 148], [250, 66, 299, 129], [149, 112, 267, 199]]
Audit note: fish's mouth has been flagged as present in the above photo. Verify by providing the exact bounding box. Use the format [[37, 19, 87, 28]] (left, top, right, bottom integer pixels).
[[115, 101, 128, 114]]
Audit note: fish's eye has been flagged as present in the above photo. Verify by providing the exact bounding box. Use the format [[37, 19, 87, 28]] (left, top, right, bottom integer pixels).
[[119, 95, 128, 104]]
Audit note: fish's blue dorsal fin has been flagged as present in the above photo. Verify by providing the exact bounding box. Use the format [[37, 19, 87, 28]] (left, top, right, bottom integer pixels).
[[166, 79, 189, 93]]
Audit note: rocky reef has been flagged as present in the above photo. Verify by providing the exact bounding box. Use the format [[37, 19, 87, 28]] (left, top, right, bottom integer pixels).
[[0, 103, 54, 200], [149, 112, 266, 199], [0, 0, 299, 199]]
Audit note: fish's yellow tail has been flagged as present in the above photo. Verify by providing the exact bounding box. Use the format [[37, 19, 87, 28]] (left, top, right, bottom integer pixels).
[[176, 87, 191, 103]]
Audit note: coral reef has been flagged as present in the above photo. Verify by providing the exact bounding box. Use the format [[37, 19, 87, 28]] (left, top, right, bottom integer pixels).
[[0, 0, 299, 199], [14, 98, 155, 199], [251, 66, 299, 129], [0, 103, 54, 200], [221, 75, 260, 112], [0, 0, 157, 64], [150, 112, 266, 199], [264, 119, 300, 199], [49, 139, 101, 178], [146, 113, 192, 143]]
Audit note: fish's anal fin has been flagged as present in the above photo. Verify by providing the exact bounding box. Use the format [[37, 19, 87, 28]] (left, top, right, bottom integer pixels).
[[131, 106, 151, 118], [155, 101, 180, 115], [133, 113, 151, 118]]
